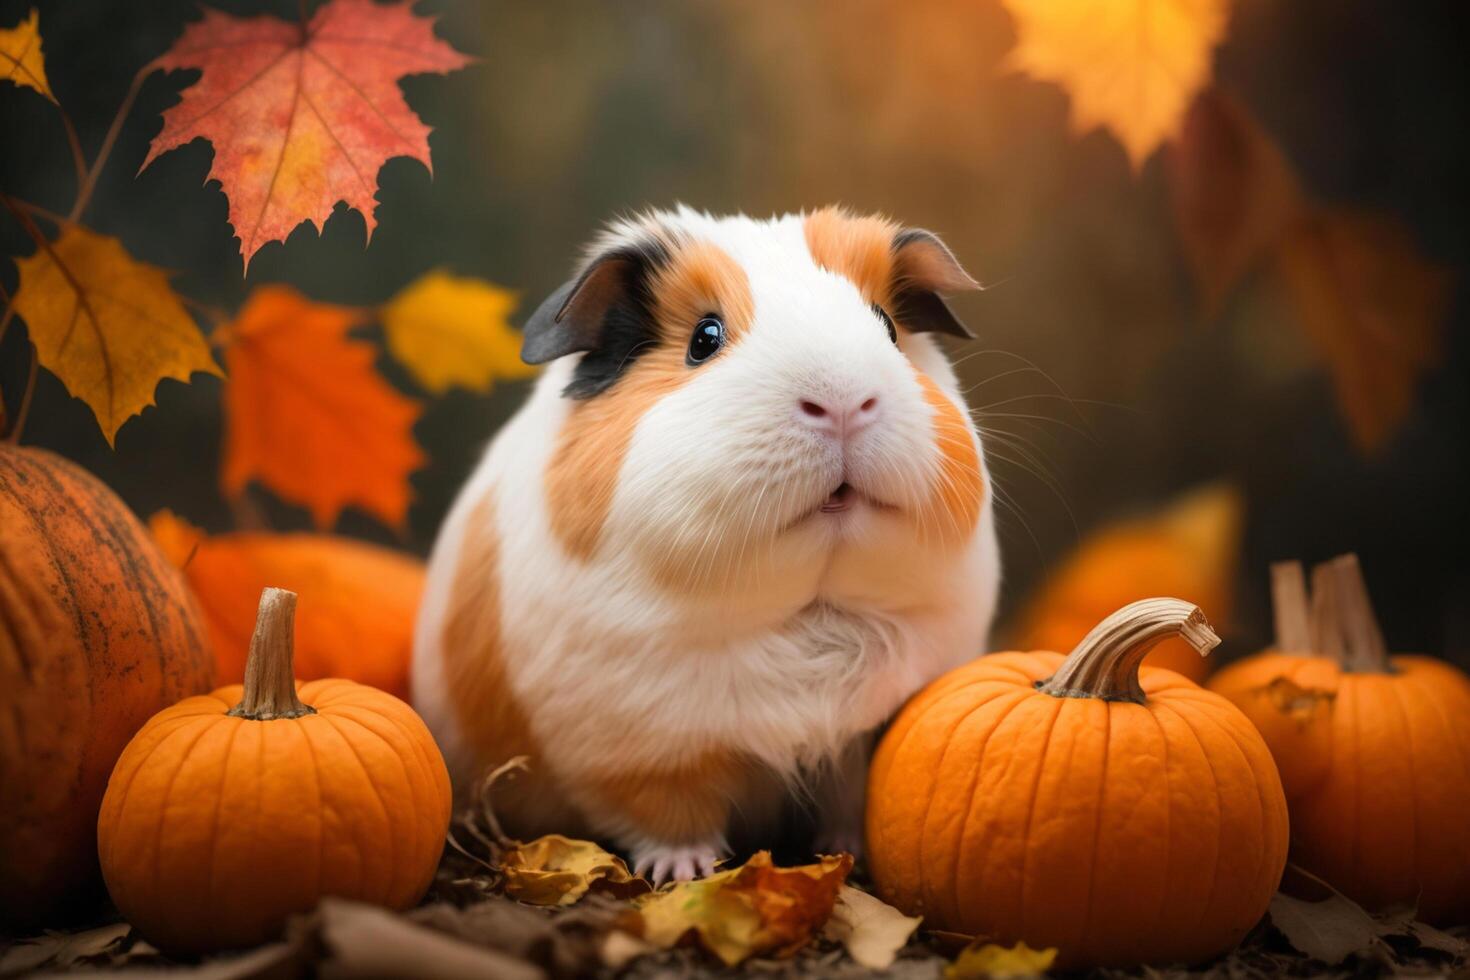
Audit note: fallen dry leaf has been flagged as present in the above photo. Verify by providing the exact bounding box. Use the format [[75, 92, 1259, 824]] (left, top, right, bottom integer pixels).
[[11, 225, 221, 445], [1010, 482, 1241, 680], [0, 922, 130, 975], [946, 940, 1057, 979], [821, 884, 922, 970], [999, 0, 1231, 169], [1270, 887, 1470, 967], [630, 851, 853, 967], [316, 898, 544, 980], [412, 895, 627, 977], [499, 834, 652, 907], [142, 0, 473, 269], [1268, 891, 1387, 965], [1274, 209, 1452, 453], [149, 510, 425, 696], [1168, 89, 1303, 310], [382, 270, 536, 395], [0, 7, 53, 102], [218, 285, 424, 529]]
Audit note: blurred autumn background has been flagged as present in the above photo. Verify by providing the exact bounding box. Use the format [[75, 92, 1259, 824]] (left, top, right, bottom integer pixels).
[[2, 0, 1467, 672]]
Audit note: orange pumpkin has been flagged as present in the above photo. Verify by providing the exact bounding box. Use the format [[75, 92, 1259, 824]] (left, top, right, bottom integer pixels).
[[97, 588, 451, 954], [150, 510, 425, 698], [1011, 484, 1241, 682], [868, 598, 1288, 969], [1209, 555, 1470, 924], [0, 445, 214, 930]]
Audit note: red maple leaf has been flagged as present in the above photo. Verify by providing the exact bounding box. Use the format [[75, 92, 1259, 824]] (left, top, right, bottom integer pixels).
[[142, 0, 472, 270]]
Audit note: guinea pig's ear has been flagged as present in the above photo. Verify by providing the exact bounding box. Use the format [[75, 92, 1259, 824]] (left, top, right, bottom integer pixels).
[[520, 252, 643, 365], [889, 229, 980, 339]]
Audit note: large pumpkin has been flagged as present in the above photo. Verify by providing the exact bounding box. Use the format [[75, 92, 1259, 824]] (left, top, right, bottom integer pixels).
[[868, 598, 1288, 969], [1010, 484, 1241, 682], [1209, 555, 1470, 924], [98, 588, 452, 954], [0, 445, 214, 929], [150, 510, 425, 698]]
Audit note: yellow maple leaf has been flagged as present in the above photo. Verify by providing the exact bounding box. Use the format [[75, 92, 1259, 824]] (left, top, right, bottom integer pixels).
[[0, 9, 55, 103], [631, 851, 852, 967], [381, 270, 537, 394], [999, 0, 1231, 169], [499, 835, 651, 906], [947, 940, 1058, 979], [11, 227, 220, 445]]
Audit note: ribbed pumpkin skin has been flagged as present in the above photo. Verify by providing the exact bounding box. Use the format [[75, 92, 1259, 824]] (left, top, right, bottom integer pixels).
[[1209, 652, 1470, 923], [868, 652, 1289, 969], [151, 513, 425, 698], [97, 677, 451, 955], [0, 446, 214, 929]]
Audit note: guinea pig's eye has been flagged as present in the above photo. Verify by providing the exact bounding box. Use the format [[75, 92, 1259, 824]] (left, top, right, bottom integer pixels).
[[873, 304, 898, 345], [687, 314, 725, 365]]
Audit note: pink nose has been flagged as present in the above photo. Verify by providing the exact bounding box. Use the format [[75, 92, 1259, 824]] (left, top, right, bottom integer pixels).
[[797, 394, 881, 438]]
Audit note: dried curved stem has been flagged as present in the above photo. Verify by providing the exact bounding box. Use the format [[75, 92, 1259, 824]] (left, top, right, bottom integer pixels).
[[228, 588, 316, 721], [1038, 598, 1221, 703]]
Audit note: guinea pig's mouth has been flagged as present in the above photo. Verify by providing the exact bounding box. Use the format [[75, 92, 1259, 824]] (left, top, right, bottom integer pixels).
[[817, 481, 896, 516], [820, 483, 857, 513]]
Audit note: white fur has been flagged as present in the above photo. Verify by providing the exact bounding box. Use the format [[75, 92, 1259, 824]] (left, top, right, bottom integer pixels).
[[413, 208, 1000, 874]]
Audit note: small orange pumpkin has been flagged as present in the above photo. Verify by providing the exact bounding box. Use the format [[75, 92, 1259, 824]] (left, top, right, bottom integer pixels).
[[0, 445, 214, 930], [1010, 485, 1241, 682], [1209, 555, 1470, 924], [868, 598, 1288, 969], [150, 511, 425, 698], [97, 588, 452, 955]]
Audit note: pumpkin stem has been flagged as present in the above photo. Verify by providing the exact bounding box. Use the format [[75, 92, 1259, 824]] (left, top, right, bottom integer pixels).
[[228, 588, 315, 721], [1038, 598, 1220, 703], [1271, 561, 1312, 653], [1313, 554, 1391, 673]]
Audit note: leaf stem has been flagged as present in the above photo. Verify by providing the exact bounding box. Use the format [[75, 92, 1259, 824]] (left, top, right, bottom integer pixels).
[[3, 195, 70, 228], [69, 65, 150, 224], [57, 106, 89, 194], [7, 345, 38, 444]]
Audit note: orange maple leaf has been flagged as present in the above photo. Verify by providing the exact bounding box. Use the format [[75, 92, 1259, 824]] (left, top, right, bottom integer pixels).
[[142, 0, 473, 270], [1165, 92, 1452, 452], [219, 285, 423, 529]]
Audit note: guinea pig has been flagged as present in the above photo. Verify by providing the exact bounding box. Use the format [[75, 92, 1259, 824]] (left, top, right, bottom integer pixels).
[[412, 206, 999, 883]]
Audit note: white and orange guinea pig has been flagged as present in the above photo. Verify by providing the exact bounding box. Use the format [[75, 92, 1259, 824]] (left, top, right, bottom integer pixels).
[[412, 206, 999, 883]]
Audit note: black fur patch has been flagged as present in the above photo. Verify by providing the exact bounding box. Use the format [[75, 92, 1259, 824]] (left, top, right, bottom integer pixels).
[[562, 237, 673, 399]]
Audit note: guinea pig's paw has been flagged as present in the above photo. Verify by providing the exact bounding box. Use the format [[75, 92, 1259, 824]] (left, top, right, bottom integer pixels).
[[813, 826, 864, 860], [632, 841, 726, 885]]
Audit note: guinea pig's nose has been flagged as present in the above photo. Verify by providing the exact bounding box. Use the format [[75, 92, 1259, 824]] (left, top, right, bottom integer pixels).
[[796, 394, 881, 439]]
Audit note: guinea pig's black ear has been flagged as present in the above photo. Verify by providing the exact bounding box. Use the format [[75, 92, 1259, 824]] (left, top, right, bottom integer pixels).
[[889, 229, 981, 339], [520, 253, 642, 365]]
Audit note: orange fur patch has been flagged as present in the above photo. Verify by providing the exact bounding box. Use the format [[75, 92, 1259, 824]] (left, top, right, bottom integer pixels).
[[545, 240, 754, 560], [442, 492, 582, 834], [803, 207, 900, 306], [917, 374, 984, 546], [585, 751, 747, 843]]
